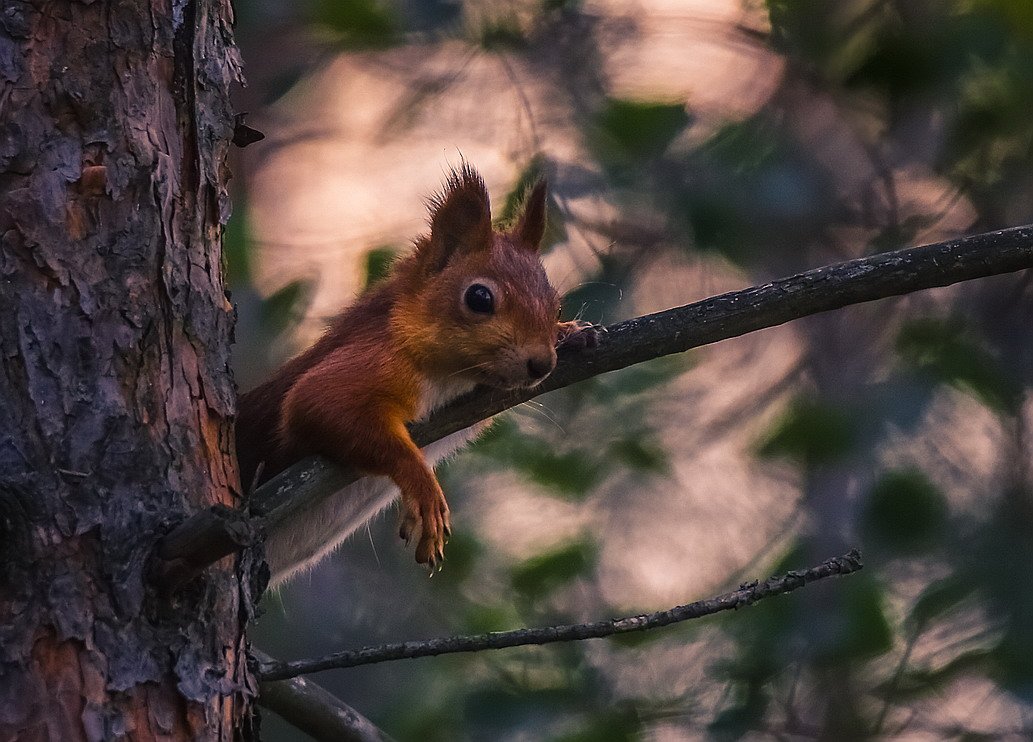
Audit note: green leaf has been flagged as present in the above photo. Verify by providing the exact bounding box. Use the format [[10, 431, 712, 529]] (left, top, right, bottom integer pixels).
[[605, 628, 670, 649], [223, 199, 252, 284], [363, 245, 398, 289], [907, 576, 977, 628], [700, 118, 781, 174], [464, 686, 576, 730], [990, 629, 1033, 700], [991, 0, 1033, 37], [550, 708, 641, 742], [314, 0, 397, 47], [511, 539, 597, 599], [722, 543, 806, 648], [882, 650, 991, 700], [608, 437, 669, 474], [863, 468, 948, 554], [544, 0, 582, 10], [596, 355, 689, 399], [595, 98, 691, 163], [686, 194, 748, 257], [559, 281, 621, 327], [680, 115, 830, 264], [432, 530, 481, 586], [260, 279, 311, 336], [390, 702, 464, 742], [756, 398, 857, 467], [709, 700, 767, 741], [525, 449, 604, 498], [477, 17, 528, 51], [896, 317, 1022, 414], [463, 604, 521, 634], [816, 574, 893, 662], [843, 26, 945, 98], [867, 216, 930, 255], [474, 414, 520, 445], [475, 422, 606, 499]]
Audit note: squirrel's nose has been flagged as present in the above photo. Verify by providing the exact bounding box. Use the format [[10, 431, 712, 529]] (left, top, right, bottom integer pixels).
[[526, 354, 555, 381]]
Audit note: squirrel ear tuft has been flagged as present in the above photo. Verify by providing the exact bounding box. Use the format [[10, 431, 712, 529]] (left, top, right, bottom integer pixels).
[[422, 164, 492, 273], [512, 179, 548, 252]]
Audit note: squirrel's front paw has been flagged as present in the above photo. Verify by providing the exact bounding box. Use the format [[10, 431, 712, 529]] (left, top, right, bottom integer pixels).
[[398, 484, 452, 568], [556, 320, 604, 351]]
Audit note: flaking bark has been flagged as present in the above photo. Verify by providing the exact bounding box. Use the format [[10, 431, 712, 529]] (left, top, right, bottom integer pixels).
[[0, 1, 251, 738]]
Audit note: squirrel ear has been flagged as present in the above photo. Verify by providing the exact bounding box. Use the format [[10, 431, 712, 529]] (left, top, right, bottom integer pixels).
[[422, 165, 492, 273], [512, 179, 548, 252]]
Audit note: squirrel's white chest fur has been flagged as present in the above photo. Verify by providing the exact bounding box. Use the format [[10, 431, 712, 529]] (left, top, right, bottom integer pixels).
[[414, 376, 477, 421], [265, 375, 479, 586]]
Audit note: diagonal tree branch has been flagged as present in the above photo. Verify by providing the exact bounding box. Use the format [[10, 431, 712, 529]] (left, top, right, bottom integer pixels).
[[152, 225, 1033, 591], [258, 550, 864, 681], [253, 649, 396, 742]]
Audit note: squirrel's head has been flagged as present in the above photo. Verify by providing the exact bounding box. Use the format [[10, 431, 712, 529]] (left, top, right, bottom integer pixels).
[[393, 164, 561, 389]]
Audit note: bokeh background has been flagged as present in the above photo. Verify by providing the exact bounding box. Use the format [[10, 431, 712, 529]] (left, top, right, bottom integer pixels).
[[229, 1, 1033, 739]]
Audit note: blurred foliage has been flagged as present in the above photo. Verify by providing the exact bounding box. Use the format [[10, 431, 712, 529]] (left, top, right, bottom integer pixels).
[[558, 252, 631, 326], [476, 16, 528, 52], [593, 98, 692, 173], [498, 157, 568, 252], [896, 316, 1023, 413], [511, 538, 596, 600], [225, 197, 314, 390], [260, 280, 311, 336], [313, 0, 397, 47], [757, 397, 858, 468], [222, 195, 253, 285], [236, 0, 1033, 739], [674, 115, 838, 266], [475, 418, 608, 500], [862, 468, 948, 553], [363, 245, 399, 289]]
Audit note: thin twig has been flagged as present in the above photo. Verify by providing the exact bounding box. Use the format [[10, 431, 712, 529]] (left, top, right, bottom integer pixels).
[[152, 225, 1033, 590], [258, 550, 864, 681], [254, 649, 396, 742]]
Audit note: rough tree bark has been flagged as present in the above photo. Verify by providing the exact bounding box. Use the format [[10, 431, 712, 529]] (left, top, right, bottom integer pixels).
[[0, 1, 253, 739]]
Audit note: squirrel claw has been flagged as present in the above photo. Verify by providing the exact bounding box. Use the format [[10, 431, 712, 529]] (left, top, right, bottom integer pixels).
[[556, 320, 603, 351]]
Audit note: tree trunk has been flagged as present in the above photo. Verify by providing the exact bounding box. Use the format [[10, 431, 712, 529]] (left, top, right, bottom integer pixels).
[[0, 1, 251, 739]]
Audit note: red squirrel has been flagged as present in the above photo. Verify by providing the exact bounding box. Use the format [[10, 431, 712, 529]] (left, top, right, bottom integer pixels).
[[236, 164, 596, 584]]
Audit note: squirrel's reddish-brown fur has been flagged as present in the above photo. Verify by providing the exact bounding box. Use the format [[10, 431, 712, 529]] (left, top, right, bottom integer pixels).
[[236, 165, 595, 573]]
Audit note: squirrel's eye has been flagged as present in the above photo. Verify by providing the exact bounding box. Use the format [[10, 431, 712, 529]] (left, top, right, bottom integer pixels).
[[464, 284, 495, 314]]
